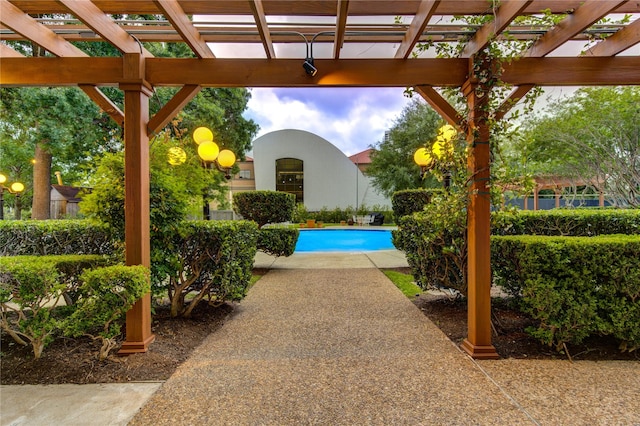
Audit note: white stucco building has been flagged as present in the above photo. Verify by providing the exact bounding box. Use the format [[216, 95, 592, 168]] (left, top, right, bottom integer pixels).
[[248, 129, 390, 211]]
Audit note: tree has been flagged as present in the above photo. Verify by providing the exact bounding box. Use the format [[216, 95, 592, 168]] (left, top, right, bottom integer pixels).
[[517, 87, 640, 207], [366, 99, 442, 198], [0, 87, 118, 218], [1, 30, 258, 219]]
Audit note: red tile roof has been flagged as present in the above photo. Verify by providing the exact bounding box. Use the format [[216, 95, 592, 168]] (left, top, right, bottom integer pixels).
[[349, 148, 374, 165]]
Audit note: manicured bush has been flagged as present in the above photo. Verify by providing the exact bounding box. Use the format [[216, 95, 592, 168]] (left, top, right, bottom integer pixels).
[[492, 209, 640, 236], [258, 227, 299, 257], [164, 220, 258, 317], [0, 220, 115, 256], [0, 255, 113, 358], [393, 191, 467, 294], [233, 191, 295, 228], [492, 234, 640, 352], [391, 189, 440, 223], [63, 265, 150, 360]]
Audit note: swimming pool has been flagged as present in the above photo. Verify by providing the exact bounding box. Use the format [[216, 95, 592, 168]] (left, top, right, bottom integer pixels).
[[294, 229, 394, 252]]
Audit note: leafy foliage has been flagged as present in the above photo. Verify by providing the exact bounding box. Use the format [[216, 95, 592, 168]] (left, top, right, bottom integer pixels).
[[164, 221, 258, 318], [366, 99, 442, 197], [516, 87, 640, 207], [0, 220, 115, 256], [0, 255, 113, 358], [80, 135, 225, 287], [393, 190, 468, 295], [492, 235, 640, 353], [391, 189, 440, 224], [233, 191, 296, 228], [257, 227, 299, 257], [492, 209, 640, 237], [64, 265, 150, 360]]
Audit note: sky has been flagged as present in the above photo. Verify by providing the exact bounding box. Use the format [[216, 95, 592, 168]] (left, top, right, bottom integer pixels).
[[243, 87, 413, 157]]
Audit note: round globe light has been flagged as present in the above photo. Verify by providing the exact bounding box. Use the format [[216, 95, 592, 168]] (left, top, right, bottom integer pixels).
[[217, 149, 236, 168], [0, 173, 6, 184], [193, 127, 213, 145], [413, 147, 433, 167], [198, 140, 220, 163], [438, 124, 457, 141], [10, 182, 25, 193], [167, 147, 187, 165]]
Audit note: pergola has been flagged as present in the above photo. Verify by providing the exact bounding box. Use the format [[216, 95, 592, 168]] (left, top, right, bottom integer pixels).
[[1, 0, 639, 359]]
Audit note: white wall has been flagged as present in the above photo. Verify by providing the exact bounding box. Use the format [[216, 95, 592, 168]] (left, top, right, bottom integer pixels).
[[253, 129, 390, 211]]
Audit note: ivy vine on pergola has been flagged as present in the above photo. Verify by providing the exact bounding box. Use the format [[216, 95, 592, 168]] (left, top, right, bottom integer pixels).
[[1, 0, 639, 359]]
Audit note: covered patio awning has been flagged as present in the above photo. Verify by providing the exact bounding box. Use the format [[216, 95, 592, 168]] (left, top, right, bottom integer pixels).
[[2, 0, 639, 358]]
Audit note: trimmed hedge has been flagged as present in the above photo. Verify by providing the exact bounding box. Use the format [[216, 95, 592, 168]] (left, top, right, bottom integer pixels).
[[396, 208, 640, 296], [64, 265, 150, 360], [391, 189, 440, 223], [258, 227, 299, 257], [0, 255, 116, 358], [492, 209, 640, 236], [164, 220, 258, 317], [492, 235, 640, 352], [233, 191, 295, 228], [393, 197, 467, 294], [0, 220, 115, 256]]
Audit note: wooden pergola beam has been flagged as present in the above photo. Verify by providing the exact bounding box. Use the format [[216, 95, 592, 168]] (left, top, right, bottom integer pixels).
[[333, 0, 349, 59], [7, 1, 640, 16], [3, 56, 638, 87], [413, 85, 464, 127], [0, 0, 86, 57], [248, 0, 275, 59], [153, 0, 215, 59], [147, 84, 202, 136], [79, 84, 125, 126], [584, 17, 640, 57], [57, 0, 153, 57], [460, 0, 533, 58], [394, 0, 441, 59], [525, 0, 628, 57], [0, 42, 25, 57]]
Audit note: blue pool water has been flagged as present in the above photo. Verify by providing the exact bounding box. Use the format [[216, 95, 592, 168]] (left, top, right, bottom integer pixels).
[[295, 229, 394, 252]]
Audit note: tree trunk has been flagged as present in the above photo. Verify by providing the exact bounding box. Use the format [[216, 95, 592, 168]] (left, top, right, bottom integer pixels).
[[32, 143, 52, 220]]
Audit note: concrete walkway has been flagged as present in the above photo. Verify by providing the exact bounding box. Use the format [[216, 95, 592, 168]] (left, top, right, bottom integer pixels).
[[3, 250, 639, 425]]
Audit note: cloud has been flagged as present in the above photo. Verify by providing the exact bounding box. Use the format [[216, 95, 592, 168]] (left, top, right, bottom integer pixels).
[[245, 87, 411, 156]]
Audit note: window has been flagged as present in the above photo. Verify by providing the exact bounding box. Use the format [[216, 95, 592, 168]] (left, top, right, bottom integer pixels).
[[275, 158, 303, 203], [238, 169, 251, 179]]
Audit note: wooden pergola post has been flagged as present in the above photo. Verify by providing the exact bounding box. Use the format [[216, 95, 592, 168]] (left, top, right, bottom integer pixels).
[[118, 53, 155, 355], [460, 58, 499, 360]]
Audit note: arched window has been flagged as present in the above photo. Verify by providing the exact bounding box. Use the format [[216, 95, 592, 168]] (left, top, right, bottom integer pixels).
[[276, 158, 303, 203]]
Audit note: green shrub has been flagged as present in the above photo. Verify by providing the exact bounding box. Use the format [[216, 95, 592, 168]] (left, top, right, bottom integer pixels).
[[164, 220, 258, 317], [393, 191, 467, 294], [258, 227, 299, 257], [233, 191, 295, 228], [0, 255, 112, 358], [0, 220, 115, 256], [492, 235, 640, 352], [64, 265, 150, 360], [492, 209, 640, 236], [391, 189, 440, 223], [292, 203, 309, 223]]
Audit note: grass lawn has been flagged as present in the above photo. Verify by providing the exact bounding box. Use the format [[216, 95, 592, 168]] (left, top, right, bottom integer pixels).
[[383, 270, 422, 299]]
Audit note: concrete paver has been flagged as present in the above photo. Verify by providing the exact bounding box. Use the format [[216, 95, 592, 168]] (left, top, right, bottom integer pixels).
[[0, 383, 161, 426]]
